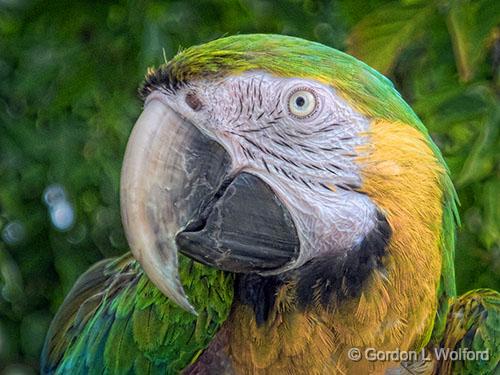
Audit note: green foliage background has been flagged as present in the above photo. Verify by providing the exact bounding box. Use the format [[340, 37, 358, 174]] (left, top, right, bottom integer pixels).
[[0, 0, 498, 372]]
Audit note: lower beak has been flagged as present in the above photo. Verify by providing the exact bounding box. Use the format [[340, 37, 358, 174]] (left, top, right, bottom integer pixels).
[[120, 99, 299, 313]]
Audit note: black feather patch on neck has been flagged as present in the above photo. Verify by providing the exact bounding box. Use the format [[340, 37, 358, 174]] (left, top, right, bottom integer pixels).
[[235, 210, 391, 324], [235, 273, 284, 325], [295, 210, 391, 308]]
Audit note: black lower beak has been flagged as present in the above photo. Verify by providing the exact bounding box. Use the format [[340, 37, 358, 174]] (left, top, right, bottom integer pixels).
[[177, 172, 300, 273]]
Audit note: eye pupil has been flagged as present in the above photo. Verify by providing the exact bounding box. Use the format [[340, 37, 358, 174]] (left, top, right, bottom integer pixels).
[[287, 88, 317, 118], [295, 96, 305, 107]]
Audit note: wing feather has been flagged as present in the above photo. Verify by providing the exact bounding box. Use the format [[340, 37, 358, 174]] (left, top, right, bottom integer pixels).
[[436, 289, 500, 374], [41, 253, 233, 374]]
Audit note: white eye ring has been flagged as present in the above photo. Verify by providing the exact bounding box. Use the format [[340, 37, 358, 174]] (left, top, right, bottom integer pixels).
[[288, 88, 317, 118]]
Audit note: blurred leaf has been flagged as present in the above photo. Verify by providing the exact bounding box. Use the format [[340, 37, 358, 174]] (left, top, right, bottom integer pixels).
[[347, 1, 434, 73], [413, 84, 490, 131], [482, 180, 500, 248], [20, 311, 51, 360], [0, 246, 25, 315], [446, 0, 500, 82], [456, 98, 499, 186]]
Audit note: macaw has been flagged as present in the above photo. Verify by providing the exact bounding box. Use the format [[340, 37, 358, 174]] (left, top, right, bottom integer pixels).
[[41, 34, 499, 374]]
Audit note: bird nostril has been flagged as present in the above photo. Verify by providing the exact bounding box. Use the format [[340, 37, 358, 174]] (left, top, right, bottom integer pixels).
[[185, 92, 203, 111]]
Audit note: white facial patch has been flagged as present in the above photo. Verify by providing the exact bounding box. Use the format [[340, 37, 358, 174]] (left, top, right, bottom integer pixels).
[[164, 72, 379, 272]]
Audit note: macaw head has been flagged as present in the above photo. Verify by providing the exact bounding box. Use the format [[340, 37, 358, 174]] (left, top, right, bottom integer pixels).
[[121, 34, 457, 315]]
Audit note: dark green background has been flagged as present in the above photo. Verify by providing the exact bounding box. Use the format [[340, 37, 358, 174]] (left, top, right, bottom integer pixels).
[[0, 0, 498, 372]]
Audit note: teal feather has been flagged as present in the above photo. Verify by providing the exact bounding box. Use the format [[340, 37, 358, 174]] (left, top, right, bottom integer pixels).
[[41, 253, 233, 374]]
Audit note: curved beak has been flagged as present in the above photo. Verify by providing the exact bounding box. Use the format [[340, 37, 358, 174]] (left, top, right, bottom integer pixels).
[[121, 99, 299, 314]]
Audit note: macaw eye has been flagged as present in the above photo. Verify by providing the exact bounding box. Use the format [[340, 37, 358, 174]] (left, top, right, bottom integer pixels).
[[288, 89, 317, 118]]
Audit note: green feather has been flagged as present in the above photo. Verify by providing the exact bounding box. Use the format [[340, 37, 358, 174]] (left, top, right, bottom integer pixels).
[[41, 253, 233, 374], [435, 289, 500, 374]]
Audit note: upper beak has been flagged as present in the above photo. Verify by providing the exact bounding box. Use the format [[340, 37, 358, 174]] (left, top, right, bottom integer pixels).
[[120, 98, 299, 313]]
